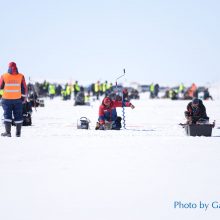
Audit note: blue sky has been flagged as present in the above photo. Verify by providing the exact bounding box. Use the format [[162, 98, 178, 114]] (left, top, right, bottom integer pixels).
[[0, 0, 219, 85]]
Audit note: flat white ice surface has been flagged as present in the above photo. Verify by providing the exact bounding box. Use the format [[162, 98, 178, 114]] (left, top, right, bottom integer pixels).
[[0, 94, 220, 220]]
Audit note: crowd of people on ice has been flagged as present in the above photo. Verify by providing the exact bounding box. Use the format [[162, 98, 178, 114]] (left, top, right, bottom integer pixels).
[[148, 82, 213, 101], [0, 62, 214, 135]]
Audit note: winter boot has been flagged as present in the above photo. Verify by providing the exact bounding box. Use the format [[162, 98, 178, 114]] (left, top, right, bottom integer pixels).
[[95, 122, 100, 130], [16, 123, 22, 137], [1, 122, 12, 137]]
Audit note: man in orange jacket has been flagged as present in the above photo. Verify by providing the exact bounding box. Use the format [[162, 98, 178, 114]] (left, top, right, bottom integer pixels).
[[0, 62, 27, 137]]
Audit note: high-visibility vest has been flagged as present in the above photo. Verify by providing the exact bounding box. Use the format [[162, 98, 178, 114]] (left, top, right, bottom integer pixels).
[[74, 84, 80, 92], [2, 73, 23, 99], [150, 84, 154, 92], [61, 90, 66, 96], [49, 84, 56, 95], [102, 83, 107, 92], [66, 85, 71, 95], [107, 83, 111, 90], [94, 83, 99, 92], [179, 84, 185, 92]]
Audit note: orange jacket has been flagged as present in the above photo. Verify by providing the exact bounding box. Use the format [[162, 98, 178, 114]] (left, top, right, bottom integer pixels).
[[1, 73, 25, 99], [188, 83, 197, 98]]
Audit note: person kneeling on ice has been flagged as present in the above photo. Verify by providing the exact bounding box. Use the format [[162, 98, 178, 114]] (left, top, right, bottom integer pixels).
[[96, 96, 135, 130], [184, 98, 209, 124]]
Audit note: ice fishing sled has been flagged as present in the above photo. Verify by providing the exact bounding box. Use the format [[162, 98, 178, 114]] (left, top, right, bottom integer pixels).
[[179, 121, 215, 137]]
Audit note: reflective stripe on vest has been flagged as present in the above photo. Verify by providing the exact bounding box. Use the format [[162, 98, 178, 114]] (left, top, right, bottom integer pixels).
[[5, 83, 20, 86], [2, 73, 23, 99]]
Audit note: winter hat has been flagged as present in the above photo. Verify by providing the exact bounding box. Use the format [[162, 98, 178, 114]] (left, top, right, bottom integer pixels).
[[103, 97, 111, 105], [8, 62, 17, 68], [192, 98, 199, 105], [8, 62, 18, 74]]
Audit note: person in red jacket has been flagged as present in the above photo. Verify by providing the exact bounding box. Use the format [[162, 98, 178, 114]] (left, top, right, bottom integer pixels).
[[0, 62, 27, 137], [96, 96, 135, 130]]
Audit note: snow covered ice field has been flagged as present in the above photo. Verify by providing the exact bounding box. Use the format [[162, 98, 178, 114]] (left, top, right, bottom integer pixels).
[[0, 90, 220, 220]]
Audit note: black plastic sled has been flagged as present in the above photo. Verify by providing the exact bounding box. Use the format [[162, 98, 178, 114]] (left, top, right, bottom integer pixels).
[[179, 122, 215, 137]]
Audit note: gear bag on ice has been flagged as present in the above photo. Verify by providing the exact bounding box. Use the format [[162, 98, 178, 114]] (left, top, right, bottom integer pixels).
[[77, 117, 90, 129]]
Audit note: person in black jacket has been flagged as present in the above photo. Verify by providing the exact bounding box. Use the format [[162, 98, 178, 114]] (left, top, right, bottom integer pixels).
[[203, 88, 213, 100], [184, 98, 209, 124]]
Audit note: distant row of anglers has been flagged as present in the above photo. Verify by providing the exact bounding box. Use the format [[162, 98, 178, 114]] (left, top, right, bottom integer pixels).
[[149, 83, 213, 100]]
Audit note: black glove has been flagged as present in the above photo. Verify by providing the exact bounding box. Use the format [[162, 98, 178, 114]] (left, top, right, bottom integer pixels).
[[185, 111, 190, 118]]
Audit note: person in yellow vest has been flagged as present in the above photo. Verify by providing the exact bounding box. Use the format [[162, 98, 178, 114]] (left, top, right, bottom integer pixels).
[[150, 83, 155, 98], [102, 81, 109, 96], [0, 62, 27, 137], [65, 84, 72, 100], [48, 83, 56, 99], [73, 81, 80, 99], [61, 89, 67, 100], [178, 83, 185, 94]]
